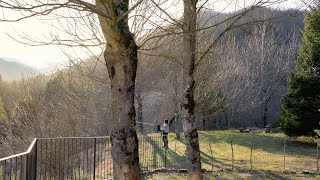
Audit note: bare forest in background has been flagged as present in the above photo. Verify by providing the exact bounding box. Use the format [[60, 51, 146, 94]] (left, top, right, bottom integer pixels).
[[0, 7, 303, 158]]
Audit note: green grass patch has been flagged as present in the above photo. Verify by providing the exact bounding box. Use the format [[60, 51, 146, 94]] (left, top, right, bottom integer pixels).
[[141, 130, 319, 173]]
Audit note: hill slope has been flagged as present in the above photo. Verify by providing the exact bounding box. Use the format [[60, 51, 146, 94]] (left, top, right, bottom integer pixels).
[[0, 58, 38, 81]]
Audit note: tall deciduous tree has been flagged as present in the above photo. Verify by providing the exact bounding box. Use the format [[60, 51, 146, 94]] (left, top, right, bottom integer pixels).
[[279, 6, 320, 136], [182, 0, 203, 179], [98, 1, 140, 178]]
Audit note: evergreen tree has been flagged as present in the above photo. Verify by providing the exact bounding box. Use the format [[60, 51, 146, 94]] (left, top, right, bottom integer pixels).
[[279, 6, 320, 136]]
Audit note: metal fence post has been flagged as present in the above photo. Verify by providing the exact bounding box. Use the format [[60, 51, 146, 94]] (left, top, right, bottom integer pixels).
[[317, 136, 319, 174], [2, 161, 6, 180], [208, 138, 214, 171], [175, 139, 177, 153], [250, 134, 253, 170], [26, 141, 38, 180], [30, 141, 38, 180], [283, 138, 286, 171], [93, 138, 97, 180], [25, 154, 29, 180], [231, 140, 234, 171], [165, 148, 167, 169]]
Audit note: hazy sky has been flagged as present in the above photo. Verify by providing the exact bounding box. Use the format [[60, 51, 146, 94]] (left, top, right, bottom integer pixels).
[[0, 0, 305, 69], [0, 20, 67, 69]]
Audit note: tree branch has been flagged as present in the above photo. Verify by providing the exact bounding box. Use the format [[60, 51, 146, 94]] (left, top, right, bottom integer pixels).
[[149, 0, 182, 28], [68, 0, 110, 18], [116, 0, 145, 23]]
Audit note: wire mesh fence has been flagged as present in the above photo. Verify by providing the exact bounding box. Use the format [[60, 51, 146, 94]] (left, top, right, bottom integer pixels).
[[0, 137, 113, 180], [1, 132, 320, 179], [0, 135, 166, 180], [196, 132, 319, 173], [139, 135, 166, 172], [36, 137, 112, 180]]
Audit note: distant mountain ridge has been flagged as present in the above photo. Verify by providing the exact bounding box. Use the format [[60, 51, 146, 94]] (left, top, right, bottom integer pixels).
[[0, 58, 38, 81]]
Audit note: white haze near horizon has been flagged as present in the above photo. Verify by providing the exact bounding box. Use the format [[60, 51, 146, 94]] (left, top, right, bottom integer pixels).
[[0, 0, 305, 70]]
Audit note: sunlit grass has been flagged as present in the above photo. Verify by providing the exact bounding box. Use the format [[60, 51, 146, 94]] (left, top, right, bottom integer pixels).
[[142, 130, 320, 179], [150, 130, 319, 172], [142, 170, 320, 180]]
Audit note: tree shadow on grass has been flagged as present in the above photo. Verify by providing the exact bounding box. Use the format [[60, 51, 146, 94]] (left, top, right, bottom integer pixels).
[[141, 169, 317, 180], [167, 136, 232, 170], [205, 169, 293, 180], [141, 135, 184, 170], [200, 151, 234, 170], [141, 135, 231, 171]]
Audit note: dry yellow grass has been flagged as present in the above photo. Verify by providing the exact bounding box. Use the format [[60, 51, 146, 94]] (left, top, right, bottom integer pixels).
[[140, 130, 318, 173]]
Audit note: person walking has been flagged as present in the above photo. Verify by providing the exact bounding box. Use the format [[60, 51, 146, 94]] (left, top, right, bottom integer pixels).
[[160, 119, 169, 149]]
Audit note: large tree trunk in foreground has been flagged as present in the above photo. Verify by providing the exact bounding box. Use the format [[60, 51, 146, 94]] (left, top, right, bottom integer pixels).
[[98, 0, 140, 179], [105, 30, 140, 179], [182, 0, 203, 179]]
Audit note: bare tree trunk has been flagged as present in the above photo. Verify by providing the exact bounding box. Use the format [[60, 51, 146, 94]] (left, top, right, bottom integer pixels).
[[98, 0, 140, 179], [174, 110, 181, 139], [202, 115, 206, 131], [137, 90, 144, 133], [173, 77, 181, 139], [262, 100, 268, 127], [105, 35, 140, 179], [182, 0, 203, 179]]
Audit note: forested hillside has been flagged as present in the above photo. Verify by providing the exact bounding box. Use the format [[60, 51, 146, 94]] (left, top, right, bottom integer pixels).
[[0, 58, 38, 81], [137, 8, 304, 131], [0, 8, 304, 157]]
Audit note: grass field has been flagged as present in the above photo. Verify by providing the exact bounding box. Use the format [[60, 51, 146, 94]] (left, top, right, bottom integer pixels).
[[1, 131, 319, 179], [142, 170, 320, 180], [141, 130, 320, 179]]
